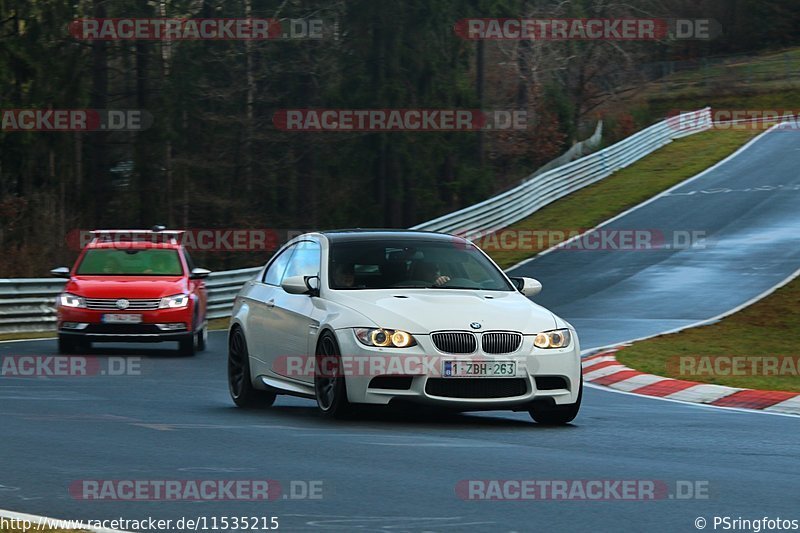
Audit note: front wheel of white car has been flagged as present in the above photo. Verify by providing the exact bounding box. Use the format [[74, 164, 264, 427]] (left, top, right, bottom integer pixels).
[[529, 378, 582, 425], [228, 327, 276, 408], [314, 331, 353, 419]]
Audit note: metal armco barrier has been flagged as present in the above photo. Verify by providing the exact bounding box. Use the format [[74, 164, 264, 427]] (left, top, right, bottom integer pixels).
[[0, 109, 711, 334], [411, 108, 711, 234]]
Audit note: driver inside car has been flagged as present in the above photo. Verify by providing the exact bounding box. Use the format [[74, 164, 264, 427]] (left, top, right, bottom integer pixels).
[[410, 261, 451, 287], [332, 262, 357, 288]]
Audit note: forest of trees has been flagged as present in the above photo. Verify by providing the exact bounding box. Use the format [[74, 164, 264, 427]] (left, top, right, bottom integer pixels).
[[1, 0, 798, 275]]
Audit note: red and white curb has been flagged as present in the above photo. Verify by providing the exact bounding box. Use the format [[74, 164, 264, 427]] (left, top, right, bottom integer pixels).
[[582, 348, 800, 416]]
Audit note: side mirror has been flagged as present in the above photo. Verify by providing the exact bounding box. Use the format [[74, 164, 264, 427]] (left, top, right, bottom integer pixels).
[[510, 277, 542, 297], [190, 267, 211, 279], [50, 267, 71, 278], [281, 275, 320, 296], [305, 275, 320, 296], [282, 275, 310, 295]]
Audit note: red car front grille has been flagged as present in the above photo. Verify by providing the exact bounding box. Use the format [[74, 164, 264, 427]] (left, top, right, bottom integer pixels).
[[84, 298, 161, 311]]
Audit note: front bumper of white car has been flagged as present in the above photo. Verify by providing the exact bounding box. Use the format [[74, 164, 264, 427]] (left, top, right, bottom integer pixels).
[[334, 328, 581, 410]]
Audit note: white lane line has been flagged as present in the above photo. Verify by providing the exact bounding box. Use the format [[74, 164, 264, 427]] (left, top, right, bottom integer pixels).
[[0, 337, 54, 344]]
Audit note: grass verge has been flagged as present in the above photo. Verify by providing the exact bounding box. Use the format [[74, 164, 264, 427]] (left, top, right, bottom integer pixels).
[[616, 278, 800, 393]]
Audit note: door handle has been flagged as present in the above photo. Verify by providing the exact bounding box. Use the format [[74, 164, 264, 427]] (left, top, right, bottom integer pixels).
[[265, 299, 275, 308]]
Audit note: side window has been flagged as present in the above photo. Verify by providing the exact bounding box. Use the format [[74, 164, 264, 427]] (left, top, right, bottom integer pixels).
[[282, 241, 321, 281], [263, 245, 296, 286]]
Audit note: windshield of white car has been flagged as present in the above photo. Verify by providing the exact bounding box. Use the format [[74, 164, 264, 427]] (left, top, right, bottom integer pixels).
[[328, 239, 514, 291]]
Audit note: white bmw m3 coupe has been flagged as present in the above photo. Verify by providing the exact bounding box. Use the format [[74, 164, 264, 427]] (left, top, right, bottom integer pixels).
[[228, 230, 582, 424]]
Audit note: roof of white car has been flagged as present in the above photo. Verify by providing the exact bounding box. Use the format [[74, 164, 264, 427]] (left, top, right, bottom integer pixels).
[[320, 229, 462, 243]]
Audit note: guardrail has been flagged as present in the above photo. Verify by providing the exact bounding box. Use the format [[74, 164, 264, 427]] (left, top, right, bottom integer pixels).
[[411, 108, 711, 234], [0, 109, 711, 334], [0, 268, 262, 334]]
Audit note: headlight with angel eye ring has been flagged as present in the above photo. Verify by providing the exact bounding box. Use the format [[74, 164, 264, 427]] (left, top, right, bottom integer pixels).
[[534, 329, 572, 349], [354, 328, 417, 348]]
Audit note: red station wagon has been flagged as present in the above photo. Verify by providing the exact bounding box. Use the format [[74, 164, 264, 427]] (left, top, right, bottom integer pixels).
[[52, 228, 210, 355]]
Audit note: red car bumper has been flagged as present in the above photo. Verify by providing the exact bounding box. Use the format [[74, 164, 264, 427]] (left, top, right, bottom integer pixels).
[[57, 306, 197, 343]]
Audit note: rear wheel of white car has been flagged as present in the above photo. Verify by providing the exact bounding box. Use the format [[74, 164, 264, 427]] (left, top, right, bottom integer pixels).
[[314, 331, 353, 418], [529, 378, 582, 425], [228, 327, 276, 408]]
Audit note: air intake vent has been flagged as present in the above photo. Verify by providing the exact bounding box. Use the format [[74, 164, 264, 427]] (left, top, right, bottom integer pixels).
[[431, 332, 477, 354], [425, 378, 528, 399], [481, 332, 523, 354]]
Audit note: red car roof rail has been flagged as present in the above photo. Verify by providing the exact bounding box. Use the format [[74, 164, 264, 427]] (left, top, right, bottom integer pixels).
[[90, 229, 186, 245]]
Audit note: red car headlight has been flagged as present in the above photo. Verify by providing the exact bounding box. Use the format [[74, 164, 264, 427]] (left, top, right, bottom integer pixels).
[[59, 293, 86, 308], [159, 293, 189, 309]]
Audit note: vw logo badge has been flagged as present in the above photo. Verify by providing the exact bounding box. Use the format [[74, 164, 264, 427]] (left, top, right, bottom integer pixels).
[[470, 322, 482, 330], [115, 299, 130, 310]]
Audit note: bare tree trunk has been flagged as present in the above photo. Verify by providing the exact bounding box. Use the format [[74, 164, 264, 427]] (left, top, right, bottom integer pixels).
[[244, 0, 255, 194], [160, 0, 174, 226], [182, 110, 189, 228], [74, 133, 83, 193], [476, 40, 485, 166], [88, 0, 109, 225]]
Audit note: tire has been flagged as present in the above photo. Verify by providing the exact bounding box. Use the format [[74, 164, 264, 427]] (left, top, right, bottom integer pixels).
[[228, 327, 276, 408], [58, 334, 77, 354], [529, 378, 582, 425], [314, 331, 353, 419], [178, 333, 196, 357], [196, 325, 207, 352]]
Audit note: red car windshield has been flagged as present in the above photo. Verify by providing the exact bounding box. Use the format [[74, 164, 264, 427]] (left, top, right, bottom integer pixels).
[[76, 249, 183, 276]]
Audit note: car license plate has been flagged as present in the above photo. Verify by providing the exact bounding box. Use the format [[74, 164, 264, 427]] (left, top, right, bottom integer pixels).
[[102, 314, 143, 324], [442, 360, 516, 378]]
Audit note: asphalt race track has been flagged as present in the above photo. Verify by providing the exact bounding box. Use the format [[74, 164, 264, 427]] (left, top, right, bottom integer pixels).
[[511, 125, 800, 349], [2, 127, 799, 532]]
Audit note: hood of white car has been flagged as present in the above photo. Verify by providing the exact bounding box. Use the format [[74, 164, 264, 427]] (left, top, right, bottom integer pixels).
[[331, 289, 558, 334]]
